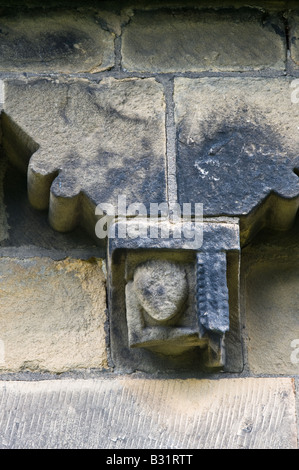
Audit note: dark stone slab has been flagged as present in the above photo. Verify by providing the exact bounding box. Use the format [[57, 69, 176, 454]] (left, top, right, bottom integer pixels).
[[174, 77, 299, 242], [0, 9, 115, 73]]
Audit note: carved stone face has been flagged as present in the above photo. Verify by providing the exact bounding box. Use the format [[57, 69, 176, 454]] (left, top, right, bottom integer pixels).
[[133, 260, 188, 323]]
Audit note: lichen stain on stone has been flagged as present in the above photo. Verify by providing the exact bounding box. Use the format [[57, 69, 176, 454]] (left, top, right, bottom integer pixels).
[[0, 30, 89, 62]]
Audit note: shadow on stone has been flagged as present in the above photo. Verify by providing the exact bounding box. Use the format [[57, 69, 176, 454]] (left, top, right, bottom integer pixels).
[[1, 159, 98, 250]]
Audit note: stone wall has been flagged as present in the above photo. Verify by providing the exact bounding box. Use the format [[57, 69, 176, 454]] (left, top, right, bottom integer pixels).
[[0, 0, 298, 449]]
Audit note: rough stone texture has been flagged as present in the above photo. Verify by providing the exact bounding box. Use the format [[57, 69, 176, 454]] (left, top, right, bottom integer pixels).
[[0, 257, 108, 373], [3, 77, 166, 234], [0, 9, 115, 73], [242, 223, 299, 375], [0, 377, 296, 449], [122, 8, 286, 72], [174, 77, 299, 243]]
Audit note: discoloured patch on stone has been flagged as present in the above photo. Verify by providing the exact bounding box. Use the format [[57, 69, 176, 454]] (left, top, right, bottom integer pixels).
[[0, 85, 9, 243], [0, 9, 115, 73], [174, 77, 299, 242]]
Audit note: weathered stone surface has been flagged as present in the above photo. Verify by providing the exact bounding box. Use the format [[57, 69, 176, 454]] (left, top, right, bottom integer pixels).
[[0, 82, 9, 243], [3, 77, 166, 234], [0, 377, 296, 449], [174, 77, 299, 243], [125, 254, 204, 357], [196, 251, 229, 334], [296, 377, 299, 440], [133, 260, 188, 322], [122, 8, 286, 72], [242, 226, 299, 375], [2, 161, 100, 250], [109, 218, 240, 252], [0, 257, 108, 373], [0, 9, 115, 73]]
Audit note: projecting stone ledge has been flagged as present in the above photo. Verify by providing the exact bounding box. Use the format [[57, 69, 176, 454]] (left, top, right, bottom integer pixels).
[[174, 77, 299, 244], [0, 377, 296, 449], [2, 77, 167, 236]]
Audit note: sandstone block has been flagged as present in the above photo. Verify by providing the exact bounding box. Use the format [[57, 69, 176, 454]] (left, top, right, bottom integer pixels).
[[243, 239, 299, 375], [122, 8, 286, 72], [0, 257, 108, 373], [296, 378, 299, 440], [3, 77, 166, 235], [0, 9, 115, 73]]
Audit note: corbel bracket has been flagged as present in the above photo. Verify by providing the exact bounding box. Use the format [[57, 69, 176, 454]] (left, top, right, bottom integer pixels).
[[107, 218, 241, 373]]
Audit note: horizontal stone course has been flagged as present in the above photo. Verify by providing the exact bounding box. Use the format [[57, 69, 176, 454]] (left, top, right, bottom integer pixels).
[[122, 8, 286, 72], [0, 377, 296, 449]]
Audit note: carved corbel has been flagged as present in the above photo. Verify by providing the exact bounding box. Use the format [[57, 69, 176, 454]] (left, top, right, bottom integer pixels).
[[107, 218, 241, 373]]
